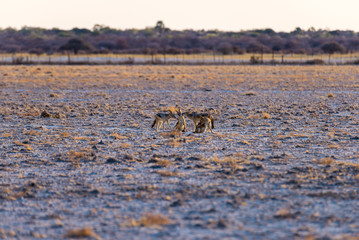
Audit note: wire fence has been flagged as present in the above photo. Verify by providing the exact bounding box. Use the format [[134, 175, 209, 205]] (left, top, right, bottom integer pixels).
[[1, 53, 358, 65]]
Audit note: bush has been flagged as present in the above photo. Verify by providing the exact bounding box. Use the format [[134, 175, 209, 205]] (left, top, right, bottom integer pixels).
[[305, 59, 325, 65], [250, 56, 260, 64], [59, 38, 93, 54]]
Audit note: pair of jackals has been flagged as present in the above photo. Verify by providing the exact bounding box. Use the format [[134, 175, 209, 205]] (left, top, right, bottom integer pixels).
[[151, 108, 214, 133]]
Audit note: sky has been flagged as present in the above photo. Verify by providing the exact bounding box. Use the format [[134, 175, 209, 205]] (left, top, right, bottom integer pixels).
[[1, 0, 359, 32]]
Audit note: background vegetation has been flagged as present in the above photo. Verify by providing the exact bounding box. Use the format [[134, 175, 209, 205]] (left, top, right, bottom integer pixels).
[[1, 21, 358, 56]]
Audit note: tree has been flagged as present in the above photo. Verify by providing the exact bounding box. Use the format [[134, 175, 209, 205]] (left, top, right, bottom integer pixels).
[[155, 21, 165, 35], [116, 38, 128, 50], [321, 41, 345, 63], [291, 27, 304, 35], [59, 38, 93, 54], [217, 42, 233, 55]]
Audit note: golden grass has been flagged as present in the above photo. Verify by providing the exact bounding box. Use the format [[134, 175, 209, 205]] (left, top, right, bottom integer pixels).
[[1, 65, 358, 94], [165, 139, 182, 147], [262, 112, 271, 119], [65, 148, 94, 165], [24, 130, 40, 136], [129, 213, 172, 227], [155, 159, 171, 167], [159, 130, 182, 139], [156, 170, 179, 177], [2, 132, 13, 138], [64, 227, 101, 239], [60, 132, 71, 138], [337, 162, 359, 170], [120, 143, 132, 149], [211, 156, 251, 171], [109, 133, 127, 140], [313, 157, 335, 165]]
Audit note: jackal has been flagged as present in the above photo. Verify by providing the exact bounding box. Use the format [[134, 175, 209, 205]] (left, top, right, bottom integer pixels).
[[184, 112, 214, 131], [194, 116, 214, 133], [174, 109, 186, 132], [151, 111, 176, 131]]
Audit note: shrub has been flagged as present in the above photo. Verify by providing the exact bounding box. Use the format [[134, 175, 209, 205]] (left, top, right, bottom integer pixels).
[[305, 59, 325, 65]]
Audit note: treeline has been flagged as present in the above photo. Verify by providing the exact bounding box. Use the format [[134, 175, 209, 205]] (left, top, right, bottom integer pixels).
[[1, 21, 359, 55]]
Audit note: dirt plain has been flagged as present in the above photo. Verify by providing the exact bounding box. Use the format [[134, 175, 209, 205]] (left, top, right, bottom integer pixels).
[[0, 65, 358, 239]]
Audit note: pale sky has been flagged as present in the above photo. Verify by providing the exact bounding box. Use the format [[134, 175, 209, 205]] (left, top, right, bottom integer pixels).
[[1, 0, 359, 32]]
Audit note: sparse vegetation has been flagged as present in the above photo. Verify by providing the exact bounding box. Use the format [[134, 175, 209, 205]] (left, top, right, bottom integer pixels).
[[0, 24, 359, 65]]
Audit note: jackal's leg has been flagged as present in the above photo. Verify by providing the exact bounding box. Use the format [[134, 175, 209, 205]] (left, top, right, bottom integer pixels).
[[182, 120, 187, 132], [192, 120, 197, 132], [164, 119, 171, 129], [208, 124, 214, 133], [151, 119, 157, 129]]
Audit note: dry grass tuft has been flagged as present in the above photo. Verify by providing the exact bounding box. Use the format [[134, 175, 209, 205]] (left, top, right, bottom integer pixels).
[[24, 130, 40, 136], [274, 207, 298, 219], [262, 112, 271, 119], [313, 157, 335, 165], [66, 149, 95, 164], [2, 132, 13, 138], [60, 132, 71, 138], [159, 131, 182, 139], [64, 227, 101, 239], [166, 139, 182, 147], [120, 143, 132, 149], [243, 91, 255, 96], [155, 159, 171, 167], [337, 162, 359, 170], [67, 150, 87, 160], [156, 170, 179, 177], [129, 213, 172, 227], [109, 133, 127, 140]]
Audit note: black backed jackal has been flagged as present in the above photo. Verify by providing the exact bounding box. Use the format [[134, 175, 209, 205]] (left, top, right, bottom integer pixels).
[[151, 111, 176, 131], [184, 112, 214, 131], [194, 116, 214, 133], [174, 109, 186, 132]]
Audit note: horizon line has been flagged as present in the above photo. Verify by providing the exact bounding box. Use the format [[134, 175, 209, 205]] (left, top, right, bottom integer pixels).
[[1, 24, 358, 33]]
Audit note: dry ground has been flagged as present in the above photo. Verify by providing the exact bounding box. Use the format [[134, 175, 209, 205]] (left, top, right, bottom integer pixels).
[[0, 65, 358, 239]]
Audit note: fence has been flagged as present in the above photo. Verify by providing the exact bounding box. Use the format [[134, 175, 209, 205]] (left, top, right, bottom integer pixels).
[[1, 53, 358, 65]]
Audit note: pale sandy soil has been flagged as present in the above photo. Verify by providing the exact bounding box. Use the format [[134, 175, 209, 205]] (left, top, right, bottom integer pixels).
[[0, 65, 358, 239]]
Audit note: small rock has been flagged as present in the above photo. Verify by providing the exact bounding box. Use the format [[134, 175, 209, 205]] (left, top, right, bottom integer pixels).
[[105, 158, 118, 164], [187, 156, 203, 161], [41, 110, 51, 118], [175, 157, 183, 162], [169, 199, 184, 207], [123, 154, 135, 161], [217, 219, 227, 229]]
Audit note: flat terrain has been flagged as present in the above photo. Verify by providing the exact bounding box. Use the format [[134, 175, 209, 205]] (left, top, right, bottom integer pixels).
[[0, 65, 358, 239]]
